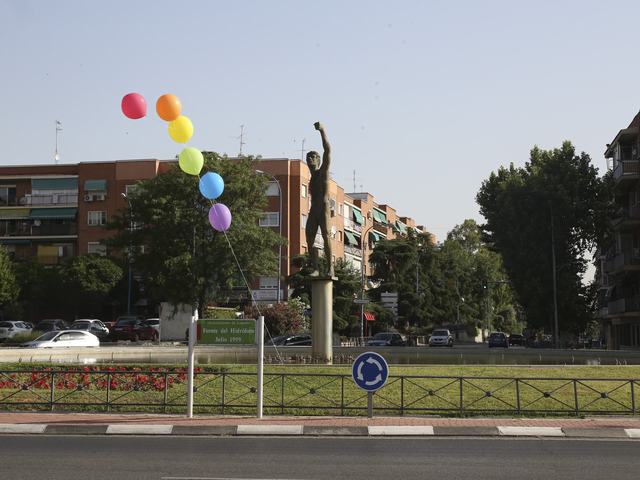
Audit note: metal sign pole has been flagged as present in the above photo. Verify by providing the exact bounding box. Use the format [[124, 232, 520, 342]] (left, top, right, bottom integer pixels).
[[187, 308, 198, 418], [257, 315, 264, 419], [368, 392, 374, 418]]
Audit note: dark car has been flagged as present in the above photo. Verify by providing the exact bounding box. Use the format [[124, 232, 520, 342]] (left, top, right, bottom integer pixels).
[[488, 332, 509, 348], [266, 334, 312, 346], [137, 318, 160, 341], [508, 333, 525, 346], [111, 316, 144, 341], [367, 332, 406, 347], [35, 319, 69, 332]]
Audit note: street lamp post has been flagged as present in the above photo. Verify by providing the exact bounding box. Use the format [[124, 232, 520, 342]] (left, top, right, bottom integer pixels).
[[121, 193, 133, 315], [256, 170, 283, 303]]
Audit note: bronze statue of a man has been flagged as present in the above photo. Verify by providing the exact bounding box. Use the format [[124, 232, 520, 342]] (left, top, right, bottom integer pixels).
[[305, 122, 334, 277]]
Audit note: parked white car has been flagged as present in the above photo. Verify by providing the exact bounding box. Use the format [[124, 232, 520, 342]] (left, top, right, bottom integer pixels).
[[22, 330, 100, 348], [429, 329, 454, 347], [0, 321, 33, 341]]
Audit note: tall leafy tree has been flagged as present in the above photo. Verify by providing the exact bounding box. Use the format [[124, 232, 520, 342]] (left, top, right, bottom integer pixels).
[[476, 141, 612, 334], [0, 246, 19, 317], [61, 255, 123, 318], [107, 154, 284, 315]]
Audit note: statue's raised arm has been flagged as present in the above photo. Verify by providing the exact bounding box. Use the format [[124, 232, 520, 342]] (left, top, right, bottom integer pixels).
[[314, 122, 331, 173]]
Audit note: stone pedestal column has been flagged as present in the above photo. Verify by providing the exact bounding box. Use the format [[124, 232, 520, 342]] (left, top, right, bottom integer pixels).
[[311, 276, 336, 364]]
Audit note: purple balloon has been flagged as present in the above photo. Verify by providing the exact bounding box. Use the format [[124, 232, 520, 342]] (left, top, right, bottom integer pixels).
[[208, 203, 232, 232]]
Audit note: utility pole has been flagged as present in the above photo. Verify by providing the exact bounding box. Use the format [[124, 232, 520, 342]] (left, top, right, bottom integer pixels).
[[54, 120, 62, 163], [550, 204, 560, 349], [238, 125, 246, 156]]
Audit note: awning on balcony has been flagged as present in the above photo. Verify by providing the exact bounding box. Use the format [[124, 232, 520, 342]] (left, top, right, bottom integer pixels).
[[395, 220, 407, 234], [84, 179, 107, 191], [364, 312, 376, 322], [372, 209, 387, 224], [31, 178, 78, 191], [0, 208, 30, 220], [29, 208, 77, 219], [344, 230, 359, 246], [352, 208, 364, 225], [369, 231, 381, 244]]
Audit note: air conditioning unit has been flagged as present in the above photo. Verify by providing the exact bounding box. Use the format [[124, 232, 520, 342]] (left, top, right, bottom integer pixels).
[[84, 194, 93, 202], [94, 194, 106, 201]]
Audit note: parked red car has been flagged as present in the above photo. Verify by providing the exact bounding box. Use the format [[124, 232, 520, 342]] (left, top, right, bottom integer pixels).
[[136, 318, 160, 341], [111, 316, 144, 341]]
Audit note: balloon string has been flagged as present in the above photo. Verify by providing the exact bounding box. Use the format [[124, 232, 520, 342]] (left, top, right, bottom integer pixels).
[[220, 227, 284, 365], [197, 171, 283, 364]]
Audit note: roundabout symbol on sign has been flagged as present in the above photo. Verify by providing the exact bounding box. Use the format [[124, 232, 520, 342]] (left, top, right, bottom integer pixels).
[[352, 351, 389, 392]]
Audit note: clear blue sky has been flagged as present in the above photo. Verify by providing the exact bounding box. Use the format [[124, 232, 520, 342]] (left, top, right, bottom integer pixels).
[[2, 0, 638, 240]]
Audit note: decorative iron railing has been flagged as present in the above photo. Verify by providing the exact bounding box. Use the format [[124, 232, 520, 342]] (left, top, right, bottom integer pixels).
[[0, 369, 637, 416]]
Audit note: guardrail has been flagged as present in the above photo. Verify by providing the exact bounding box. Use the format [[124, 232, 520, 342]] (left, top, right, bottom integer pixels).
[[0, 368, 638, 416]]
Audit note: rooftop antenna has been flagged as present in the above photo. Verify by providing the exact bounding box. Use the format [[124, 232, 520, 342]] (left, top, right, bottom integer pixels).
[[353, 170, 356, 192], [300, 138, 306, 160], [238, 125, 246, 156], [54, 120, 62, 164]]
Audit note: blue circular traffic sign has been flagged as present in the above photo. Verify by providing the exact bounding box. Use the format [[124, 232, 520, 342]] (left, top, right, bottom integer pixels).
[[352, 351, 389, 392]]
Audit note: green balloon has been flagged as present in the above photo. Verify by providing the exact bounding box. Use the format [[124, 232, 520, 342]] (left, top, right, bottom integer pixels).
[[178, 147, 203, 176]]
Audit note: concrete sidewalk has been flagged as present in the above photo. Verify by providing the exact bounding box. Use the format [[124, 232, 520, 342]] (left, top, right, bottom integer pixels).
[[1, 412, 640, 438]]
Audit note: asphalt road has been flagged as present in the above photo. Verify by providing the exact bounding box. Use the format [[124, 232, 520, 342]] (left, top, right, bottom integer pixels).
[[1, 436, 639, 480]]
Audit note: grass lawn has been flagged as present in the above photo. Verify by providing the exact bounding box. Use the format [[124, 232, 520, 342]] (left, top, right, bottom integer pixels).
[[0, 363, 638, 417]]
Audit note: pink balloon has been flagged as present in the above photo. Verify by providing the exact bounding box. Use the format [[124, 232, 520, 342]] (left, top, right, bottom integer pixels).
[[121, 93, 147, 119], [208, 203, 232, 232]]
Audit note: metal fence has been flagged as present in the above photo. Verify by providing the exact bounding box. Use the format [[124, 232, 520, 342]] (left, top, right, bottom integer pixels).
[[0, 369, 637, 416]]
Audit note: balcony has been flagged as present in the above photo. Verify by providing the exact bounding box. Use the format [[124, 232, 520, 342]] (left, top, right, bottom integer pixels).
[[20, 193, 78, 207], [611, 204, 640, 230], [607, 296, 640, 316], [613, 160, 640, 189], [0, 223, 77, 238], [344, 245, 362, 257], [343, 217, 362, 233]]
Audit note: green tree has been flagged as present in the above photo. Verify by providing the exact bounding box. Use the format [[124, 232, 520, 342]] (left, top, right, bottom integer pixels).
[[107, 154, 284, 315], [0, 246, 19, 317], [61, 255, 123, 318], [368, 230, 438, 330], [476, 141, 612, 334]]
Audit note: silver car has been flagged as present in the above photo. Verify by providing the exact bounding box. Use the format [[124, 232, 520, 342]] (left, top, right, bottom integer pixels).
[[429, 329, 453, 347], [0, 321, 33, 341]]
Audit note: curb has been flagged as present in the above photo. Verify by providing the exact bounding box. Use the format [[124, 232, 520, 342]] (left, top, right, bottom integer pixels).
[[0, 424, 638, 439]]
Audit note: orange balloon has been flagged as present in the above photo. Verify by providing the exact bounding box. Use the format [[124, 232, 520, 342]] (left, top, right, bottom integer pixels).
[[156, 94, 182, 122]]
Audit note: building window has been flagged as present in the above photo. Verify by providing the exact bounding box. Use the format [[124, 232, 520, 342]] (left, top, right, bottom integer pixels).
[[301, 184, 307, 198], [338, 231, 343, 242], [259, 212, 279, 227], [87, 242, 106, 256], [266, 181, 279, 197], [259, 276, 278, 289], [88, 211, 107, 226], [0, 186, 17, 206], [125, 184, 138, 195], [338, 203, 343, 216]]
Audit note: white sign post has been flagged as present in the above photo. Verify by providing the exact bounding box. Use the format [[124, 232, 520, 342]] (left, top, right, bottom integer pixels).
[[187, 308, 198, 418], [257, 315, 264, 419]]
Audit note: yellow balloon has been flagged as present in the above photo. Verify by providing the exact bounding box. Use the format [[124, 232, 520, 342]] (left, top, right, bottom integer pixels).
[[168, 115, 194, 143], [178, 147, 203, 176]]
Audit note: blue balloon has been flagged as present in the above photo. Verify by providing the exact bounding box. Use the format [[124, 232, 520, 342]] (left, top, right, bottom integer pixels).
[[199, 172, 224, 200]]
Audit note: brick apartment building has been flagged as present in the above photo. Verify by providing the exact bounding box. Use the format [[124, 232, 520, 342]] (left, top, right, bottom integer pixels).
[[602, 111, 640, 349], [0, 157, 424, 305]]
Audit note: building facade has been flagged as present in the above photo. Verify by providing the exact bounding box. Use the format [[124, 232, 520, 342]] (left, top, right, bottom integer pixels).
[[0, 157, 425, 305], [602, 111, 640, 349]]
